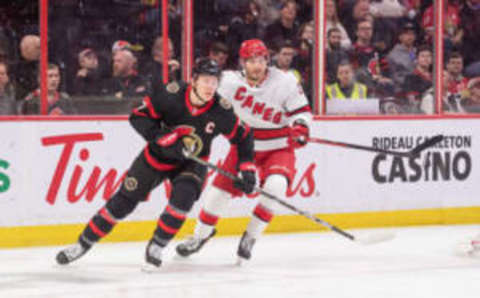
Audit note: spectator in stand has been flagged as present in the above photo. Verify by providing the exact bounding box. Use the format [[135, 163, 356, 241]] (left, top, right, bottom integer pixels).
[[255, 0, 282, 30], [445, 52, 469, 99], [326, 60, 368, 100], [403, 45, 432, 113], [0, 61, 16, 115], [461, 77, 480, 113], [144, 36, 180, 85], [273, 39, 301, 81], [293, 20, 314, 101], [208, 42, 229, 70], [263, 0, 300, 50], [72, 48, 104, 96], [326, 0, 352, 49], [13, 34, 40, 101], [461, 0, 480, 77], [349, 18, 378, 70], [422, 0, 462, 55], [359, 52, 394, 99], [370, 0, 407, 18], [108, 49, 150, 99], [387, 21, 417, 93], [226, 1, 261, 67], [326, 27, 349, 84], [296, 0, 314, 25], [341, 0, 371, 43], [20, 64, 75, 115], [421, 70, 449, 115]]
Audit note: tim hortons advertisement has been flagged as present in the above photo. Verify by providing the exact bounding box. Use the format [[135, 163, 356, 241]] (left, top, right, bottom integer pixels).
[[0, 119, 479, 227], [0, 121, 319, 227]]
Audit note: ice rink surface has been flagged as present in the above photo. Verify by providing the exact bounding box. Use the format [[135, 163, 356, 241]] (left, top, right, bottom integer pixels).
[[1, 225, 479, 298]]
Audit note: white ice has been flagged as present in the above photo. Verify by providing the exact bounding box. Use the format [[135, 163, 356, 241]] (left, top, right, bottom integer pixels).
[[1, 225, 479, 298]]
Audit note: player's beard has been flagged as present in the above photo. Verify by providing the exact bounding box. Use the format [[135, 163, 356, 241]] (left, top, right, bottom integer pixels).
[[246, 68, 265, 85]]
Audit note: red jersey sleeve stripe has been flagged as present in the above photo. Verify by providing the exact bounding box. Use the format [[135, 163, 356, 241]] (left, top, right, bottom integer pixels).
[[132, 109, 148, 117], [286, 105, 311, 117], [143, 147, 177, 171], [241, 123, 251, 140], [144, 96, 161, 119], [225, 118, 240, 140]]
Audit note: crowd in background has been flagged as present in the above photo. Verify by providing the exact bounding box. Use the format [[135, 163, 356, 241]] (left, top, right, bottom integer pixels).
[[0, 0, 480, 116]]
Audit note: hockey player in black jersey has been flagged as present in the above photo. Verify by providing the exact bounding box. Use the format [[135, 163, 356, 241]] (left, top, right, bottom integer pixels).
[[55, 58, 256, 269]]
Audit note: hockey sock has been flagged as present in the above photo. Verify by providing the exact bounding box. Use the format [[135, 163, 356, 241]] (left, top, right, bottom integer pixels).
[[245, 174, 288, 239], [246, 204, 274, 238], [194, 187, 231, 239], [152, 178, 198, 246], [80, 193, 139, 247]]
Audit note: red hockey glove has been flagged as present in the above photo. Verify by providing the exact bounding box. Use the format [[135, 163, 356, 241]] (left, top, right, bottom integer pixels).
[[288, 119, 309, 148], [233, 162, 257, 194], [155, 126, 194, 161]]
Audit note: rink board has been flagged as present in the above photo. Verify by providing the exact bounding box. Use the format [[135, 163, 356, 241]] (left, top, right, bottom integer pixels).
[[0, 119, 479, 247]]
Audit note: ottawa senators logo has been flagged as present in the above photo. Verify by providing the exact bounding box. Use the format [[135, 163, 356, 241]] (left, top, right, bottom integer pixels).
[[179, 126, 204, 157], [219, 98, 232, 109]]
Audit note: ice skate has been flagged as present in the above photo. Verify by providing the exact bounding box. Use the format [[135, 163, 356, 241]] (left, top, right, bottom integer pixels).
[[142, 240, 164, 272], [56, 242, 90, 265], [236, 231, 256, 265], [176, 228, 217, 257], [456, 237, 480, 257]]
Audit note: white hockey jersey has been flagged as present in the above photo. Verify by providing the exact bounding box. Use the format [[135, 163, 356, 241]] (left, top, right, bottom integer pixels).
[[217, 67, 311, 151]]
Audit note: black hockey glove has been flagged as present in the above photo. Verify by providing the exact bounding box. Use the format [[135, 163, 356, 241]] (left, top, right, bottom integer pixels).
[[233, 162, 257, 194], [154, 126, 193, 162]]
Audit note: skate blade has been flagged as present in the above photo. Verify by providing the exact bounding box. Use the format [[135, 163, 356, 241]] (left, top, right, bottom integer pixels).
[[235, 257, 249, 267], [355, 231, 396, 245], [455, 241, 480, 258], [141, 263, 162, 273]]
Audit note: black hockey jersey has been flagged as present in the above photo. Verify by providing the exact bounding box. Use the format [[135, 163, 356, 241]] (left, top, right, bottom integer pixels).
[[129, 81, 254, 168]]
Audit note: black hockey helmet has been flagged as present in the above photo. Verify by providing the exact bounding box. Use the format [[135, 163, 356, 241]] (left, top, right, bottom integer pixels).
[[192, 57, 221, 79]]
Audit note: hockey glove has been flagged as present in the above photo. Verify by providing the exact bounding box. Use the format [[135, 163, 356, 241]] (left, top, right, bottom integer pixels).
[[155, 126, 193, 161], [288, 119, 309, 148], [233, 163, 257, 194]]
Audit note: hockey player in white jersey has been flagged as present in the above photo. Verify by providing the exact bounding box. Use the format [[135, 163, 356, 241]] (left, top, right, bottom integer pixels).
[[176, 39, 312, 262]]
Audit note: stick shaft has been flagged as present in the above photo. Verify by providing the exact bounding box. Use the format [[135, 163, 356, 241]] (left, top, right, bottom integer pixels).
[[187, 154, 356, 241], [308, 137, 412, 157]]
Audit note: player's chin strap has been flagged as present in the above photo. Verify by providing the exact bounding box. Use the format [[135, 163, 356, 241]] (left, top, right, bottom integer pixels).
[[183, 150, 395, 245]]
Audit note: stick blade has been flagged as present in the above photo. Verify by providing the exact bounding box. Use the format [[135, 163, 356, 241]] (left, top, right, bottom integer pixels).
[[354, 231, 396, 245], [410, 135, 444, 156]]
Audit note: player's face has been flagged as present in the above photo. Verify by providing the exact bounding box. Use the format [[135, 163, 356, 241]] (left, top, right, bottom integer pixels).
[[243, 56, 268, 83], [193, 74, 219, 102]]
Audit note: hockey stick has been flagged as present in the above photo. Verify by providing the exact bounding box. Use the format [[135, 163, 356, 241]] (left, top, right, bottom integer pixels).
[[185, 153, 394, 245], [308, 134, 444, 158]]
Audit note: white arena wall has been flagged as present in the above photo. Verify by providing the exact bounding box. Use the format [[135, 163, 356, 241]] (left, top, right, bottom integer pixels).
[[0, 118, 479, 247]]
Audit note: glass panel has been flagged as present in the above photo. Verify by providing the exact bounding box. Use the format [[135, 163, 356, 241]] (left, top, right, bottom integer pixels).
[[1, 1, 39, 115], [324, 0, 435, 116], [193, 0, 314, 106], [443, 0, 480, 114], [46, 0, 174, 115]]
